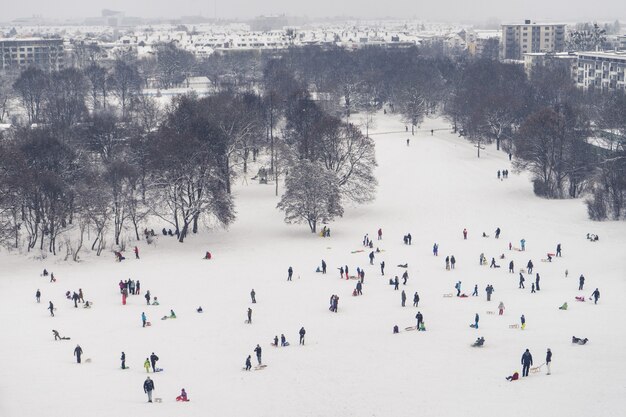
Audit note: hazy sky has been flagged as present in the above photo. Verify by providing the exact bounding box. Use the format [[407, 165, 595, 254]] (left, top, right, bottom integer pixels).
[[3, 0, 625, 23]]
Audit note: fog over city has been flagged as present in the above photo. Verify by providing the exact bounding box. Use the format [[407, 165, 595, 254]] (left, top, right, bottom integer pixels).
[[3, 0, 625, 22]]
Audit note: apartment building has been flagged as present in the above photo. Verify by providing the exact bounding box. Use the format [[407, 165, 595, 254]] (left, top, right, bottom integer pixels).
[[500, 20, 566, 61], [0, 38, 65, 70], [576, 51, 626, 91]]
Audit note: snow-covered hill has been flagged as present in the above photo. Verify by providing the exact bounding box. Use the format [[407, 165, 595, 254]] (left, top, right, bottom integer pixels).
[[1, 112, 624, 417]]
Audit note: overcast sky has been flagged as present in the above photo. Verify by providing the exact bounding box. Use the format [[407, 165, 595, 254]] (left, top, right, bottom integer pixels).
[[3, 0, 625, 23]]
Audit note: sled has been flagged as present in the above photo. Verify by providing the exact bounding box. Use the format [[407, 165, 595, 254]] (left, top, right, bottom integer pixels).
[[85, 358, 92, 363], [547, 253, 555, 257], [146, 322, 152, 326], [405, 326, 417, 331], [513, 247, 522, 251], [254, 365, 267, 371], [575, 296, 585, 302], [348, 275, 360, 280], [469, 324, 478, 328], [530, 363, 545, 374], [509, 324, 519, 329], [540, 259, 551, 262], [443, 293, 453, 297], [154, 368, 164, 372], [60, 337, 71, 340], [486, 311, 495, 315], [154, 398, 162, 403], [351, 250, 365, 254]]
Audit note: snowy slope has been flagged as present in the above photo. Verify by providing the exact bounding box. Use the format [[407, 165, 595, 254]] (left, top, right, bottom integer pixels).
[[0, 112, 625, 417]]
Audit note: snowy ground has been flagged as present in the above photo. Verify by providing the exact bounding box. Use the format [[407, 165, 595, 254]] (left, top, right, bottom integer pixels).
[[1, 112, 625, 417]]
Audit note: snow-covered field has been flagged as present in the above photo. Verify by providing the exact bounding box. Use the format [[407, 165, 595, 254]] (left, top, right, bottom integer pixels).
[[1, 112, 625, 417]]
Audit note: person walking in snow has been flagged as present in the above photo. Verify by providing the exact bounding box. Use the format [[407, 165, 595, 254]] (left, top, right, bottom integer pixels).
[[321, 260, 327, 274], [401, 290, 406, 307], [74, 344, 83, 363], [433, 243, 438, 256], [299, 327, 306, 345], [287, 266, 293, 281], [508, 260, 514, 274], [531, 283, 536, 293], [535, 273, 541, 291], [72, 292, 79, 308], [380, 261, 385, 276], [49, 301, 55, 317], [281, 334, 287, 346], [486, 284, 494, 301], [591, 288, 600, 304], [394, 276, 399, 290], [378, 228, 383, 240], [136, 280, 140, 295], [495, 227, 501, 239], [142, 312, 147, 328], [455, 281, 462, 297], [145, 291, 151, 305], [413, 292, 420, 307], [345, 265, 349, 279], [245, 355, 252, 371], [497, 170, 501, 180], [143, 376, 155, 402], [144, 358, 151, 373], [498, 301, 505, 315], [416, 312, 424, 330], [521, 349, 533, 377], [519, 273, 525, 289], [134, 246, 140, 259], [251, 289, 256, 303], [450, 255, 456, 269], [150, 352, 159, 372], [369, 251, 375, 265], [490, 258, 497, 268], [121, 352, 126, 369], [472, 285, 478, 297], [526, 260, 534, 274], [579, 275, 585, 290], [474, 313, 479, 329], [556, 243, 562, 257], [546, 348, 552, 375], [78, 289, 84, 303], [254, 344, 262, 365], [247, 308, 252, 324], [520, 239, 526, 251], [445, 256, 450, 270], [339, 266, 344, 279], [36, 289, 41, 303], [402, 271, 409, 285], [520, 314, 526, 330], [356, 281, 362, 295], [463, 228, 468, 240]]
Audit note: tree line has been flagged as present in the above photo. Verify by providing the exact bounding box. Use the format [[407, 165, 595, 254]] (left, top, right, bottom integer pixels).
[[0, 42, 624, 257]]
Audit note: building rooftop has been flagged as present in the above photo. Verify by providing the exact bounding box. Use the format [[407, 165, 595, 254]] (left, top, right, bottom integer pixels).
[[577, 50, 626, 59]]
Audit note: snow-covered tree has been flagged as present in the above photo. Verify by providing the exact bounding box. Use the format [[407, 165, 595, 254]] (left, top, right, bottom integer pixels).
[[277, 160, 343, 233]]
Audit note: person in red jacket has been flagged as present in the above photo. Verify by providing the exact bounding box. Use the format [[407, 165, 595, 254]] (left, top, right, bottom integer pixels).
[[134, 246, 140, 259], [377, 228, 383, 240], [506, 371, 519, 381], [176, 388, 189, 402]]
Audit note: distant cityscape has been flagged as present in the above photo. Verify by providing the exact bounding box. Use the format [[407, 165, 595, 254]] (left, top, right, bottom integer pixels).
[[1, 11, 625, 92]]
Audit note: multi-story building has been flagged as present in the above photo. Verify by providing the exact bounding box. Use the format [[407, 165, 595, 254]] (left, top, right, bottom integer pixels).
[[576, 51, 626, 91], [500, 20, 566, 61], [0, 38, 65, 70], [523, 52, 578, 77], [619, 35, 626, 51]]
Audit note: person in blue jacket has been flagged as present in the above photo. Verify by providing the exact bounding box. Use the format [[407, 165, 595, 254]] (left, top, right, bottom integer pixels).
[[521, 349, 533, 377]]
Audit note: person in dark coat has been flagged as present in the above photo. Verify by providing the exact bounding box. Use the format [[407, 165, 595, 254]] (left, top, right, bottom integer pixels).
[[407, 233, 412, 245], [402, 271, 409, 285], [591, 288, 600, 304], [401, 290, 406, 307], [250, 289, 256, 303], [299, 327, 306, 345], [416, 312, 424, 330], [245, 355, 252, 371], [150, 352, 159, 372], [474, 313, 479, 329], [356, 281, 362, 295], [579, 275, 585, 290], [72, 292, 79, 308], [287, 267, 293, 281], [321, 260, 327, 274], [254, 344, 262, 365], [519, 273, 525, 289], [143, 376, 155, 402], [527, 260, 534, 274], [36, 289, 41, 303], [121, 352, 126, 369], [247, 308, 252, 323], [521, 349, 533, 377], [546, 348, 552, 375], [145, 291, 151, 305], [413, 292, 419, 307], [339, 266, 344, 279], [380, 261, 385, 276], [485, 284, 494, 301], [535, 273, 541, 291], [495, 227, 501, 239], [450, 255, 456, 269], [556, 243, 562, 257], [509, 260, 514, 273], [74, 345, 83, 363], [472, 285, 478, 296], [369, 251, 375, 265], [49, 301, 55, 317], [394, 276, 399, 290]]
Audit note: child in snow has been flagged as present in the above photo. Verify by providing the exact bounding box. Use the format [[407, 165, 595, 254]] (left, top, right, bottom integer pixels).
[[176, 389, 189, 402], [506, 371, 520, 381]]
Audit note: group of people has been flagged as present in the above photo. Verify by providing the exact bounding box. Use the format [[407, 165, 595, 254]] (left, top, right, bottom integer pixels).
[[497, 169, 510, 180]]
